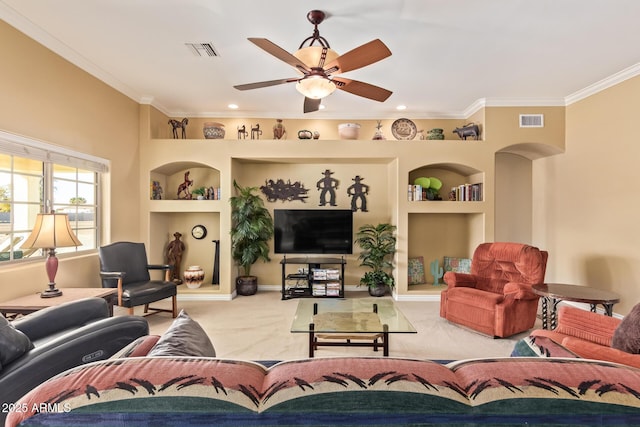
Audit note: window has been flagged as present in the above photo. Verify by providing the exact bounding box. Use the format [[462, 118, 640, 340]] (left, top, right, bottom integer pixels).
[[0, 131, 107, 262]]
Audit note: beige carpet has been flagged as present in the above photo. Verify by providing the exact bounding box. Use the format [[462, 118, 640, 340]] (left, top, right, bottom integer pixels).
[[116, 291, 541, 361]]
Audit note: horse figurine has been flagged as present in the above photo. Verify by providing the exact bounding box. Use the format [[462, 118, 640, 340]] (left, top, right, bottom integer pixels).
[[251, 124, 262, 140], [169, 118, 188, 139], [177, 171, 193, 199], [237, 125, 248, 139]]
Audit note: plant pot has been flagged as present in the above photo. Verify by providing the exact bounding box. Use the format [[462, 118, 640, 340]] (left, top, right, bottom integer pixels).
[[236, 275, 258, 296], [368, 284, 386, 297]]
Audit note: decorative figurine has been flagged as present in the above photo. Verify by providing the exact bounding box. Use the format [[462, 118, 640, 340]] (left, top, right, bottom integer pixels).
[[430, 259, 444, 285], [177, 171, 193, 199], [166, 232, 185, 283], [372, 121, 386, 140], [237, 125, 248, 139], [273, 119, 286, 139], [251, 124, 262, 140], [453, 123, 480, 140], [151, 180, 163, 200], [168, 118, 188, 139], [316, 169, 339, 207], [427, 128, 445, 140], [347, 175, 369, 212]]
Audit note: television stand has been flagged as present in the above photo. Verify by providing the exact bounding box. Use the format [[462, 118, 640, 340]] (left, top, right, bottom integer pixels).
[[281, 256, 346, 300]]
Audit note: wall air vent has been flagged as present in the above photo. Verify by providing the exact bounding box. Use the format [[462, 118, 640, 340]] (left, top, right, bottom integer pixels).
[[186, 42, 219, 57], [519, 114, 544, 128]]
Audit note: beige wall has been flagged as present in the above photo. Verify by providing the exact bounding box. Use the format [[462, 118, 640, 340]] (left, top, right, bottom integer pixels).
[[534, 76, 640, 315], [0, 21, 140, 300]]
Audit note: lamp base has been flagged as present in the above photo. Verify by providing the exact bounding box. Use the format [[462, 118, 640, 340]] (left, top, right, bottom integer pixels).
[[40, 284, 63, 298]]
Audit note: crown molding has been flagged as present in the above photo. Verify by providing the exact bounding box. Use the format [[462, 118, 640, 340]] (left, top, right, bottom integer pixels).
[[565, 62, 640, 105]]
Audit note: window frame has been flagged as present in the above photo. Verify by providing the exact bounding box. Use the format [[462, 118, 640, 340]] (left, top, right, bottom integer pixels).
[[0, 130, 108, 264]]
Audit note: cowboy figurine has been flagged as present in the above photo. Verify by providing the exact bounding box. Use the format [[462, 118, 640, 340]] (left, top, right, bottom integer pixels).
[[316, 169, 339, 206], [347, 175, 369, 212]]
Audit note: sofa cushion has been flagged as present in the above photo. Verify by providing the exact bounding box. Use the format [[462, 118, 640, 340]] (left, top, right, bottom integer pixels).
[[148, 310, 215, 357], [511, 335, 579, 358], [0, 313, 34, 369], [612, 303, 640, 354]]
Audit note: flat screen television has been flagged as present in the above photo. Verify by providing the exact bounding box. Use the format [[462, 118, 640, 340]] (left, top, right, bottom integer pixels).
[[274, 209, 353, 254]]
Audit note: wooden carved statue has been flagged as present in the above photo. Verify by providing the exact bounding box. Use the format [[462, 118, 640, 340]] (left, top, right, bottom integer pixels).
[[166, 232, 185, 283]]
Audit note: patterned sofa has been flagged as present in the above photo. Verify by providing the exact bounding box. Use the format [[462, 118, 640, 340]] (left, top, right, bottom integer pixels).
[[8, 355, 640, 426]]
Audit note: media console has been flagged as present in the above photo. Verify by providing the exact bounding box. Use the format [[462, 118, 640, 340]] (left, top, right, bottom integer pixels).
[[280, 256, 346, 300]]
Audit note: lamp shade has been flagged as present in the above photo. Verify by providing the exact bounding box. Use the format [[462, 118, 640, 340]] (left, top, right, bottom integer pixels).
[[22, 213, 82, 249], [296, 77, 337, 99]]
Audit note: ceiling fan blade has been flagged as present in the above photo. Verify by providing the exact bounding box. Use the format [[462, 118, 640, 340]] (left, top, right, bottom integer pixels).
[[303, 97, 321, 113], [234, 78, 298, 91], [248, 38, 310, 72], [333, 77, 392, 102], [324, 39, 392, 75]]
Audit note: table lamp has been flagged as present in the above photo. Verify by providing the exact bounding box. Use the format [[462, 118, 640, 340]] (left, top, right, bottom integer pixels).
[[22, 212, 82, 298]]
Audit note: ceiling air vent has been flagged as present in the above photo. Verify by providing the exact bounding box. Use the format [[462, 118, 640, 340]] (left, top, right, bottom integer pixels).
[[186, 42, 219, 57], [519, 114, 544, 128]]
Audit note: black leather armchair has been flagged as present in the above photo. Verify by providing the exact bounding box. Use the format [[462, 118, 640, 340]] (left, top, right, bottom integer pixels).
[[0, 297, 148, 423], [99, 241, 178, 317]]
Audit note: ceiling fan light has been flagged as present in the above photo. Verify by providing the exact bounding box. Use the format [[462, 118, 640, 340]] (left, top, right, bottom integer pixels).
[[296, 77, 337, 99], [294, 46, 339, 68]]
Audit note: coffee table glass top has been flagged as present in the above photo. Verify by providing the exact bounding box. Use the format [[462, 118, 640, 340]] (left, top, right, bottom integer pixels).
[[291, 299, 416, 334]]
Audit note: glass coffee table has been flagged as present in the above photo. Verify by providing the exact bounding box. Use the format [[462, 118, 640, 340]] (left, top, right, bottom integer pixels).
[[291, 299, 416, 357]]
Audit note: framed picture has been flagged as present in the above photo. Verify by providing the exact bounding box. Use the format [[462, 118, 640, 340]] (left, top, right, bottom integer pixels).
[[408, 257, 426, 285]]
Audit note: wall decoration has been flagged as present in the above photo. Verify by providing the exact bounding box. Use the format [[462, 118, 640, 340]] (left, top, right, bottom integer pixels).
[[408, 257, 426, 285], [347, 175, 369, 212], [316, 169, 339, 207], [251, 124, 262, 140], [168, 118, 188, 139], [391, 118, 417, 140], [261, 179, 309, 202], [273, 119, 286, 139], [237, 125, 248, 139], [177, 171, 193, 199]]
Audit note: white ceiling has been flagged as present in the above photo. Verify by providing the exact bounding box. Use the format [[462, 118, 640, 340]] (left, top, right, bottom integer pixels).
[[2, 0, 640, 119]]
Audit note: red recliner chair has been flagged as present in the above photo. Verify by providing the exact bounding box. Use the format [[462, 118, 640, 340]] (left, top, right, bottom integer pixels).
[[440, 242, 548, 338]]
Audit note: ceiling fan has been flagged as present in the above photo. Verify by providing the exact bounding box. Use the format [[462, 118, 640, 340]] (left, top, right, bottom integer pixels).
[[233, 10, 393, 113]]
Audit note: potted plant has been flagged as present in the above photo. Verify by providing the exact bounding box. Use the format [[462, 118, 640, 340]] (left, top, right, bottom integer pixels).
[[354, 223, 397, 297], [192, 186, 207, 200], [229, 180, 274, 295]]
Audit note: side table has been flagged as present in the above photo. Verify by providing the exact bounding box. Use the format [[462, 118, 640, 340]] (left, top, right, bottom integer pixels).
[[532, 283, 620, 330], [0, 288, 118, 319]]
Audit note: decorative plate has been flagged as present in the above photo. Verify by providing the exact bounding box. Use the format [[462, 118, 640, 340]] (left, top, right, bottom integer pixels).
[[391, 118, 417, 140]]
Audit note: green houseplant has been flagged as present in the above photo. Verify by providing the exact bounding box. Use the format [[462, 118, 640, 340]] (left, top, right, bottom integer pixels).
[[192, 186, 207, 200], [229, 180, 274, 295], [354, 223, 397, 296]]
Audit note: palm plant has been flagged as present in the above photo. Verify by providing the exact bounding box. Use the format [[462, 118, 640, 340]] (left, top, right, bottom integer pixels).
[[229, 180, 273, 277], [355, 223, 397, 290]]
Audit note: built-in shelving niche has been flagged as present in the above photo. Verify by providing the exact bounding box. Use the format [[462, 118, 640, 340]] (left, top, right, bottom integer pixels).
[[148, 162, 222, 294], [406, 163, 485, 291]]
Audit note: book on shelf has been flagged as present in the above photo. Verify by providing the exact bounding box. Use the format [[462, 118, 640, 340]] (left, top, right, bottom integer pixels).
[[449, 183, 483, 202]]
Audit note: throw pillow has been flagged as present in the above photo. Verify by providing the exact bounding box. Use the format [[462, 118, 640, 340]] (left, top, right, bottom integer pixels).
[[408, 257, 425, 285], [511, 335, 578, 358], [148, 310, 216, 357], [0, 313, 34, 369], [612, 303, 640, 354]]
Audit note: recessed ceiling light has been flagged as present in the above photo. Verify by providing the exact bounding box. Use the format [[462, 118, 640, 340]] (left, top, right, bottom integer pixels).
[[319, 104, 326, 110], [228, 104, 239, 109], [396, 105, 407, 110]]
